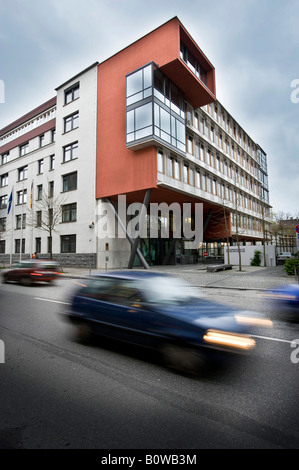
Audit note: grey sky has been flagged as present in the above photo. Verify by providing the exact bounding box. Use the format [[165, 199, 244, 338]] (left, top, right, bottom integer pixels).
[[0, 0, 298, 217]]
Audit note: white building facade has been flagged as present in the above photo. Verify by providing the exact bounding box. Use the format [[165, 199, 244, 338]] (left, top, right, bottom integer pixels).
[[0, 63, 99, 267]]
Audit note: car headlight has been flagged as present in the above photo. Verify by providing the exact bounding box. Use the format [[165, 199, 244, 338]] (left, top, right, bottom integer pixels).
[[203, 329, 256, 351], [235, 315, 273, 327]]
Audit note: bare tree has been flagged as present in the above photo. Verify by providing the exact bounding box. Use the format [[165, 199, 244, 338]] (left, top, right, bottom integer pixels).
[[28, 189, 64, 259]]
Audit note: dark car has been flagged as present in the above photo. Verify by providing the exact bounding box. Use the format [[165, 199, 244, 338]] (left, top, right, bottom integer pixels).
[[2, 259, 62, 286], [63, 271, 271, 374], [263, 283, 299, 321]]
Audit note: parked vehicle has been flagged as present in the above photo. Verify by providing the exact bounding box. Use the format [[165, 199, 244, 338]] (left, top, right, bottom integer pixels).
[[2, 259, 62, 286], [62, 271, 271, 374], [277, 252, 294, 261]]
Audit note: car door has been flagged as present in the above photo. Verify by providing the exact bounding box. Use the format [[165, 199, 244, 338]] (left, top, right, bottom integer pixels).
[[73, 277, 153, 346], [90, 279, 152, 345]]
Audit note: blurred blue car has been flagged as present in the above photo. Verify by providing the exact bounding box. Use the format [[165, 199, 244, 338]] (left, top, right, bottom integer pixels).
[[64, 271, 270, 374], [263, 284, 299, 320]]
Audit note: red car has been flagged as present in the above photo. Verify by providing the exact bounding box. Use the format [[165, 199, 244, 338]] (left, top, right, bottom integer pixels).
[[2, 259, 62, 286]]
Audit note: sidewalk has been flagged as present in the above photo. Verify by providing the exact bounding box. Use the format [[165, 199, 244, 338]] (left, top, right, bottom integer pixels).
[[60, 264, 297, 291]]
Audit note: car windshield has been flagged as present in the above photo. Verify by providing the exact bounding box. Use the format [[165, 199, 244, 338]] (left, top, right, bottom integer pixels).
[[142, 276, 197, 305]]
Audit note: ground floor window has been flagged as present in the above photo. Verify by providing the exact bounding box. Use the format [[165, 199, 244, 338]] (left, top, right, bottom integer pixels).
[[0, 240, 5, 253], [15, 238, 25, 254], [35, 237, 41, 254], [61, 234, 76, 253]]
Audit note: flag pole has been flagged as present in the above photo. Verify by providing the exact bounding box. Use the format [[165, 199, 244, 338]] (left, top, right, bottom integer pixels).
[[8, 186, 14, 267], [30, 180, 34, 257], [20, 182, 24, 261]]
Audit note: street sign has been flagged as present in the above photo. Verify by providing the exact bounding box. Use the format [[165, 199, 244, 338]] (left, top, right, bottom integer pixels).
[[203, 251, 208, 257], [296, 225, 299, 234]]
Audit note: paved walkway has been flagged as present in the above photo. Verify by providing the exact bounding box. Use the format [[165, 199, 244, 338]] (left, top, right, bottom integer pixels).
[[61, 264, 298, 291]]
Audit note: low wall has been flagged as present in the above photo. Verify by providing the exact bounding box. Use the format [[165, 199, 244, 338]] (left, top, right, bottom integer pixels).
[[224, 245, 276, 267], [0, 253, 97, 269]]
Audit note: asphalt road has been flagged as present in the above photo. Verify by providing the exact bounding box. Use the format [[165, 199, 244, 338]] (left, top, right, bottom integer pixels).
[[0, 277, 298, 450]]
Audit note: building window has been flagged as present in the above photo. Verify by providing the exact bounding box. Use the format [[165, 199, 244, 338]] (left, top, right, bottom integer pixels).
[[127, 102, 152, 143], [167, 157, 174, 178], [180, 41, 207, 85], [64, 112, 79, 132], [183, 164, 189, 184], [200, 145, 204, 161], [39, 134, 45, 147], [153, 102, 185, 152], [157, 150, 164, 173], [64, 83, 80, 105], [49, 154, 55, 170], [38, 159, 44, 174], [0, 217, 6, 231], [62, 172, 77, 192], [18, 165, 28, 181], [126, 64, 152, 106], [195, 170, 201, 188], [17, 189, 27, 205], [48, 208, 53, 226], [16, 214, 26, 230], [0, 173, 8, 187], [20, 143, 29, 156], [187, 135, 193, 154], [0, 195, 7, 210], [15, 238, 25, 254], [194, 141, 199, 159], [62, 203, 77, 223], [1, 152, 9, 165], [0, 240, 5, 253], [49, 181, 54, 198], [35, 237, 41, 254], [37, 184, 43, 200], [189, 167, 194, 186], [63, 142, 78, 162], [36, 210, 42, 227], [61, 234, 76, 253], [51, 129, 56, 143]]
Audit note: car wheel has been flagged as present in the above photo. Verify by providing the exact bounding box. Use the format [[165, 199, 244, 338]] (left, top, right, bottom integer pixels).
[[20, 277, 32, 287], [161, 344, 205, 376]]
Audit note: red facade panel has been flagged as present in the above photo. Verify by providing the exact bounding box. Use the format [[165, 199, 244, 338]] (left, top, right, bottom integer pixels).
[[96, 17, 216, 200]]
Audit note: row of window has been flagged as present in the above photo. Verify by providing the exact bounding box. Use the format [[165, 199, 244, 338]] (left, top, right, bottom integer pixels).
[[231, 213, 267, 233], [186, 121, 259, 180], [1, 109, 78, 173], [157, 151, 267, 214], [0, 144, 77, 190], [0, 201, 77, 232], [0, 81, 79, 161], [0, 171, 77, 210], [199, 103, 256, 157], [0, 234, 77, 255], [185, 137, 260, 195]]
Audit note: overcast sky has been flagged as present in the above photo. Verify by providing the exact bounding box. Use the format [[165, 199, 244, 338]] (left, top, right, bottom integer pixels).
[[0, 0, 298, 217]]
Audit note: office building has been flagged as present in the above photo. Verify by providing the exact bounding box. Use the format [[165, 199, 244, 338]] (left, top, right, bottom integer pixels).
[[0, 17, 271, 268]]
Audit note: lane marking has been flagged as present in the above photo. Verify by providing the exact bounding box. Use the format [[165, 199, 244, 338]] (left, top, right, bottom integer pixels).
[[34, 297, 70, 305], [252, 334, 293, 345]]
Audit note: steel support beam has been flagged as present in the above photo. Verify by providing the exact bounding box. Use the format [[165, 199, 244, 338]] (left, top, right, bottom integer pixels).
[[127, 189, 152, 269], [105, 196, 150, 270]]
